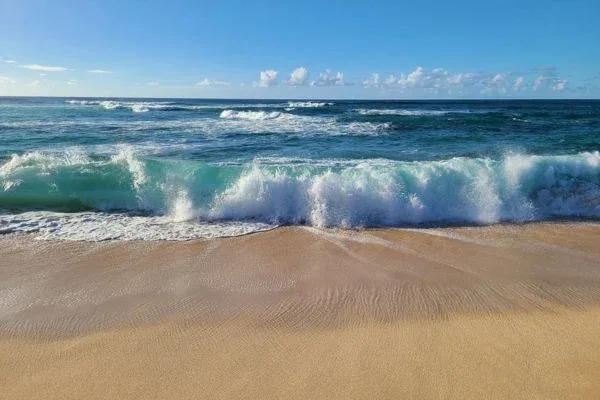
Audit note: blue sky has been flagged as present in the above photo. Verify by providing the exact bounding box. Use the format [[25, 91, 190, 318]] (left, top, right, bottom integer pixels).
[[0, 0, 599, 98]]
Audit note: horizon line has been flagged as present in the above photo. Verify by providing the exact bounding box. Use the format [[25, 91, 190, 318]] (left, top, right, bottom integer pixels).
[[1, 95, 599, 101]]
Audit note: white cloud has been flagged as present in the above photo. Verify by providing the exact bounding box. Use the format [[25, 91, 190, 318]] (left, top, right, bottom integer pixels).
[[512, 76, 525, 91], [446, 72, 480, 89], [67, 80, 77, 85], [0, 76, 16, 84], [27, 80, 42, 87], [285, 67, 309, 86], [87, 69, 112, 74], [533, 75, 551, 91], [384, 74, 398, 86], [196, 78, 230, 87], [552, 79, 567, 92], [22, 64, 68, 72], [533, 75, 567, 91], [360, 67, 560, 95], [1, 59, 17, 64], [481, 73, 509, 94], [379, 67, 462, 91], [399, 67, 450, 89], [311, 69, 349, 86], [362, 73, 381, 88], [147, 81, 159, 86], [259, 69, 278, 87]]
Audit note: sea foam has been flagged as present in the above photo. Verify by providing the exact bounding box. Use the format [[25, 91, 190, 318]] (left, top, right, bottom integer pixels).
[[2, 149, 599, 240]]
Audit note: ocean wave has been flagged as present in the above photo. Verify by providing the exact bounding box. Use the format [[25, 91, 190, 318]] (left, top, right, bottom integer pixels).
[[219, 110, 285, 120], [356, 109, 467, 116], [2, 149, 599, 240], [0, 116, 391, 137], [287, 101, 333, 108], [66, 100, 174, 112], [215, 110, 390, 136], [65, 99, 293, 112]]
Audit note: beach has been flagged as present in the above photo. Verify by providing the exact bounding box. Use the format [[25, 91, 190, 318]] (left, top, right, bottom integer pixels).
[[2, 222, 600, 399]]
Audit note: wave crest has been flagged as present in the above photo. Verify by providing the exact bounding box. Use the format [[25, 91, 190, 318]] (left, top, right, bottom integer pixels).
[[287, 101, 333, 108], [356, 109, 451, 116], [2, 150, 599, 237], [219, 110, 285, 120]]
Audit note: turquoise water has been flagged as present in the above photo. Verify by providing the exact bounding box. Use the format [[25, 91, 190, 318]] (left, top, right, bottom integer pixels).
[[1, 97, 599, 240]]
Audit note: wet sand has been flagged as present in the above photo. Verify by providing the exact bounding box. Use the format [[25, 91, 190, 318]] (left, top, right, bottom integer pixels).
[[2, 223, 600, 399]]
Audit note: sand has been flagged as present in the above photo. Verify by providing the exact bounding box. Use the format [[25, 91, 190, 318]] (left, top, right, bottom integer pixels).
[[1, 223, 600, 399]]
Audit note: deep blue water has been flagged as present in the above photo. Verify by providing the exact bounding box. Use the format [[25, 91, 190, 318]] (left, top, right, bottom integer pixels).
[[0, 97, 599, 240]]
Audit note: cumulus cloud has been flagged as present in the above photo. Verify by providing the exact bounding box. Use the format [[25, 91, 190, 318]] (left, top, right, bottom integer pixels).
[[533, 75, 549, 91], [481, 73, 510, 94], [552, 79, 567, 92], [22, 64, 68, 72], [362, 73, 381, 88], [380, 67, 458, 91], [311, 69, 350, 86], [375, 67, 455, 91], [532, 74, 567, 91], [512, 76, 526, 91], [87, 69, 112, 74], [360, 66, 575, 95], [285, 67, 309, 86], [196, 78, 230, 87], [259, 69, 278, 87], [0, 76, 16, 84]]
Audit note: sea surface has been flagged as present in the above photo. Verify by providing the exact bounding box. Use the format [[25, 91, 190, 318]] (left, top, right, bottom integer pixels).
[[1, 97, 599, 240]]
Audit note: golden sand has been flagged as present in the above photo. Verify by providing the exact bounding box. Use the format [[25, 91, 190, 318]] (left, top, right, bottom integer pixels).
[[1, 223, 600, 399]]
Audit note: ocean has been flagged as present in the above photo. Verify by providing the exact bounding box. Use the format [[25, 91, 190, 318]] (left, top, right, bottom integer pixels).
[[0, 97, 599, 240]]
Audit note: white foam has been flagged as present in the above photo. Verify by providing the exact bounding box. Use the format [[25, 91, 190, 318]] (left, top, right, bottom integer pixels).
[[110, 146, 147, 189], [0, 149, 91, 187], [215, 111, 390, 136], [3, 151, 599, 240], [2, 112, 390, 137], [287, 101, 333, 108], [356, 109, 455, 116], [219, 110, 284, 120], [0, 211, 275, 241], [65, 100, 291, 111], [208, 152, 600, 227]]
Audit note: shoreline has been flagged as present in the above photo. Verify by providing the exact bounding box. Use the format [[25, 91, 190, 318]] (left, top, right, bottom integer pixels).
[[2, 221, 600, 336], [2, 222, 600, 398]]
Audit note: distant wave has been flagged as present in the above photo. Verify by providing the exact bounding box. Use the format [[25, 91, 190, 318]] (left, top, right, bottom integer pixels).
[[217, 110, 391, 136], [65, 99, 294, 112], [1, 115, 392, 137], [66, 100, 176, 113], [356, 109, 467, 116], [219, 110, 285, 120], [287, 101, 333, 108], [2, 148, 600, 240]]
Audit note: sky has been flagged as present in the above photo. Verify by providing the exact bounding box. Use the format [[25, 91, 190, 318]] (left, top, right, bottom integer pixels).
[[0, 0, 599, 99]]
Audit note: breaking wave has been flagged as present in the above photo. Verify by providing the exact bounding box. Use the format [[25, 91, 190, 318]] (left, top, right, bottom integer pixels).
[[219, 110, 285, 120], [66, 99, 296, 112], [287, 101, 334, 108], [1, 148, 599, 240], [356, 109, 456, 116]]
